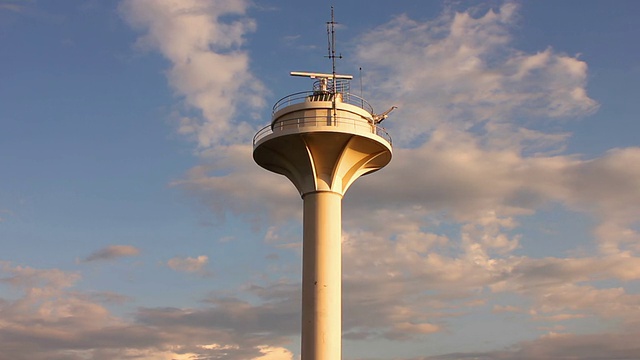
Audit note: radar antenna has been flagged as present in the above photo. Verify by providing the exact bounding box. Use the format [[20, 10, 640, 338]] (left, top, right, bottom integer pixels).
[[288, 8, 397, 125]]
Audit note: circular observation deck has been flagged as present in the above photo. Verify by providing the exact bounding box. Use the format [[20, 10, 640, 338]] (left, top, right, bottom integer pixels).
[[253, 89, 392, 196], [253, 90, 392, 148]]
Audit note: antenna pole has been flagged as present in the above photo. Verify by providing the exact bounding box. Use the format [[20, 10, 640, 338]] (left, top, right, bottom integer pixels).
[[327, 7, 341, 121], [330, 7, 336, 82], [359, 67, 364, 108]]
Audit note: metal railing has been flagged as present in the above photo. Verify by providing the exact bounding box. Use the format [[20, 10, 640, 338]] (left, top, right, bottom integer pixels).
[[313, 78, 350, 94], [253, 115, 392, 147], [272, 91, 374, 115]]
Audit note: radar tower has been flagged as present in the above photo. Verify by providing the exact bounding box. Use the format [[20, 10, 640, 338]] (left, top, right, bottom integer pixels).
[[253, 9, 395, 360]]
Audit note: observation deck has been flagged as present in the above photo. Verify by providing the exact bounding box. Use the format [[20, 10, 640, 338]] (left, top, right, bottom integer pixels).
[[253, 74, 393, 196], [253, 77, 392, 147]]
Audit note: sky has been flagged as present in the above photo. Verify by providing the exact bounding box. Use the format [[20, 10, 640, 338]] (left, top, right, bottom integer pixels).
[[1, 0, 639, 359]]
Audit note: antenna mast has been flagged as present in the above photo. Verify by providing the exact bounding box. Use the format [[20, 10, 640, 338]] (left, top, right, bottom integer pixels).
[[326, 7, 342, 118]]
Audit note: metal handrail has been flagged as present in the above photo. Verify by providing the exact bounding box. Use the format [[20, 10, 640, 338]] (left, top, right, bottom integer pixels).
[[272, 91, 374, 115], [253, 115, 392, 147], [313, 78, 350, 94]]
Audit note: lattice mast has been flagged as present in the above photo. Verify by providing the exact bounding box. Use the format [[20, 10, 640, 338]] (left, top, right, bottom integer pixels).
[[327, 6, 340, 119]]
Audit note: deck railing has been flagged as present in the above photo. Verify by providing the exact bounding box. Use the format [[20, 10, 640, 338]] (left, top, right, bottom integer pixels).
[[272, 91, 374, 115], [253, 115, 392, 147]]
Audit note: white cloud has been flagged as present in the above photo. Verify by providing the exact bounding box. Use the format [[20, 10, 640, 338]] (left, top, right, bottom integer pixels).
[[167, 255, 209, 274], [81, 245, 140, 262], [345, 134, 640, 256], [488, 254, 640, 327], [354, 3, 597, 145], [120, 0, 265, 148], [252, 345, 294, 360], [172, 144, 301, 225], [0, 260, 80, 290]]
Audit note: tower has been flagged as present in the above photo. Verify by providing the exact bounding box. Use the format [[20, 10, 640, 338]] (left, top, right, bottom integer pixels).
[[252, 10, 394, 360]]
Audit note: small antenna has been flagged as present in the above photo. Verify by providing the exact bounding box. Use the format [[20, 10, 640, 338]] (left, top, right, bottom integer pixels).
[[359, 67, 364, 108]]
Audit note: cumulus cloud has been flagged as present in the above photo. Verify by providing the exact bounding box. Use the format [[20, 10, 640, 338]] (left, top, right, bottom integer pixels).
[[167, 255, 209, 274], [120, 0, 265, 148], [0, 260, 80, 289], [339, 215, 640, 343], [81, 245, 140, 262], [252, 346, 294, 360], [344, 137, 640, 263], [0, 262, 296, 359], [354, 2, 598, 146]]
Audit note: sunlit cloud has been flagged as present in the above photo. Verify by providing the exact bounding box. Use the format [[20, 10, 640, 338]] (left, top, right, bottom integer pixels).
[[167, 255, 209, 274], [81, 245, 141, 263], [0, 262, 296, 359], [355, 3, 597, 147], [252, 345, 294, 360]]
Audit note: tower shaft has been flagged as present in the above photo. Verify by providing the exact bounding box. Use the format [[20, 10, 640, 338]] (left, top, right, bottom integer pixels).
[[302, 191, 342, 360]]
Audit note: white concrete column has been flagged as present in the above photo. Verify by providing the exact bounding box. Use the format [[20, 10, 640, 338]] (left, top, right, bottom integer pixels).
[[301, 190, 342, 360]]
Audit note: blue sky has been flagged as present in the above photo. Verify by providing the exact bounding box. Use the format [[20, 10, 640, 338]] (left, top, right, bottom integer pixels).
[[1, 1, 639, 359]]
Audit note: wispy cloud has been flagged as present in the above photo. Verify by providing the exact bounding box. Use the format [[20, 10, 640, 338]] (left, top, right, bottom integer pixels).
[[120, 0, 265, 149], [81, 245, 140, 263], [167, 255, 209, 274]]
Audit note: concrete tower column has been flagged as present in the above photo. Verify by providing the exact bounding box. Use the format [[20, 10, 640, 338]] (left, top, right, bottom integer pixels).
[[301, 190, 342, 360]]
